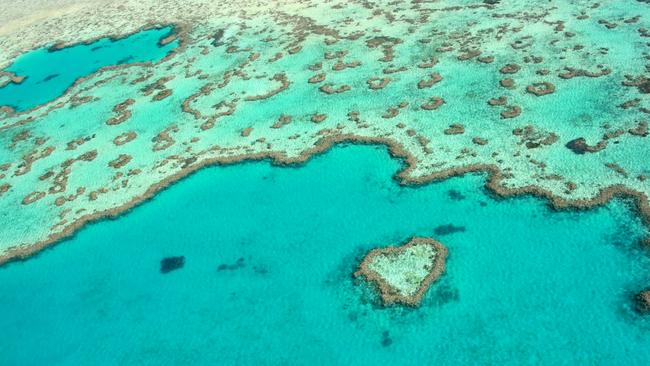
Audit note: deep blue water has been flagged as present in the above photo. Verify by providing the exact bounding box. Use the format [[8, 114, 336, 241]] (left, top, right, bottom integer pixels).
[[1, 145, 649, 365], [0, 27, 177, 111]]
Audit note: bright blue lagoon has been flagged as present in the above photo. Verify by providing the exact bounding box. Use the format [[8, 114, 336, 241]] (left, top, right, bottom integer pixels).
[[0, 26, 177, 112], [1, 145, 649, 365]]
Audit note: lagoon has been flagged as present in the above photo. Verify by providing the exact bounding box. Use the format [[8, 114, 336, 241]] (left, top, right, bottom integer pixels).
[[1, 144, 649, 365], [0, 26, 177, 112]]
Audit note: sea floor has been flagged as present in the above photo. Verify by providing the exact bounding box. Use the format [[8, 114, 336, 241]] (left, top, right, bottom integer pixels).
[[1, 145, 649, 365]]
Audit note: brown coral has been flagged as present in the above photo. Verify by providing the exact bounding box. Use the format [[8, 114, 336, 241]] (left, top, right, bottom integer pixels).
[[526, 82, 556, 96]]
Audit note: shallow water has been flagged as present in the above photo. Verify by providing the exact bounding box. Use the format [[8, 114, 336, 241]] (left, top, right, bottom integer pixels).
[[1, 144, 649, 365], [0, 26, 177, 111]]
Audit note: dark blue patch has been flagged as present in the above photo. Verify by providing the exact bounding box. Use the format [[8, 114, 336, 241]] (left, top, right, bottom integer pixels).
[[434, 224, 466, 235], [448, 189, 466, 201], [381, 330, 393, 347], [217, 257, 245, 271], [117, 56, 135, 65], [42, 74, 60, 82], [160, 256, 185, 274]]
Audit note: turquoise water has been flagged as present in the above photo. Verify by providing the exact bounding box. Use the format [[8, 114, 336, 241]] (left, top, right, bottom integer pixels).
[[1, 145, 649, 365], [0, 27, 177, 111]]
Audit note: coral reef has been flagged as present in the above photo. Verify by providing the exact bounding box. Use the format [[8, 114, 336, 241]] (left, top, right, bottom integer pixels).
[[0, 0, 648, 276], [354, 237, 448, 306]]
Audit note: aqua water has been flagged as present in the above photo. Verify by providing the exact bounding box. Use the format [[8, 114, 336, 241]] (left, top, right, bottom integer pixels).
[[0, 145, 648, 365], [0, 26, 177, 111]]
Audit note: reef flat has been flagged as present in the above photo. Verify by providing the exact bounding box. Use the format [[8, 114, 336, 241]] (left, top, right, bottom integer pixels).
[[355, 237, 447, 306], [0, 0, 650, 265]]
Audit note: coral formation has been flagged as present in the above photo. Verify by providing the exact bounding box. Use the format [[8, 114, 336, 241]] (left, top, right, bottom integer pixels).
[[0, 0, 648, 275], [355, 237, 448, 306]]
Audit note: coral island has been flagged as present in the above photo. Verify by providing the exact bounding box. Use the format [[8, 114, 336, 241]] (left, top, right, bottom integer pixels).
[[355, 237, 447, 306]]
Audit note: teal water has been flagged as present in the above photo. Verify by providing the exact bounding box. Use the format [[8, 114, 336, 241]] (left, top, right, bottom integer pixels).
[[1, 145, 649, 365], [0, 27, 177, 111]]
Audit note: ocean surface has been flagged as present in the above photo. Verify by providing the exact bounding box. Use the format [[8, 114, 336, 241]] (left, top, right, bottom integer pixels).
[[0, 26, 176, 111], [1, 144, 649, 365], [1, 2, 650, 364]]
